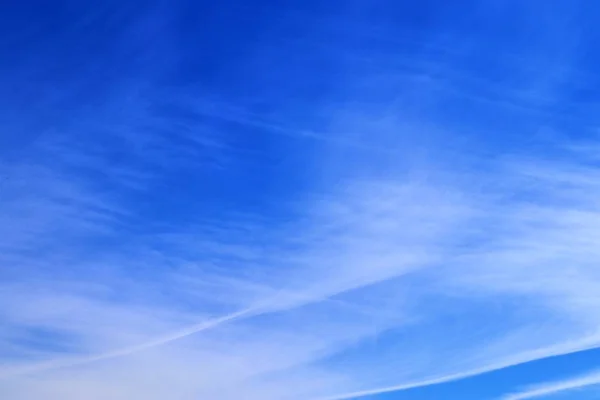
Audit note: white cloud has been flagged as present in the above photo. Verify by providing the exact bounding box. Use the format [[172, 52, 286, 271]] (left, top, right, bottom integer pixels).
[[502, 369, 600, 400], [2, 3, 600, 398], [5, 132, 600, 400]]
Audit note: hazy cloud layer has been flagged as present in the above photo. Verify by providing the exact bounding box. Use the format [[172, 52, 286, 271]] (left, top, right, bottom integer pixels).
[[2, 1, 600, 399]]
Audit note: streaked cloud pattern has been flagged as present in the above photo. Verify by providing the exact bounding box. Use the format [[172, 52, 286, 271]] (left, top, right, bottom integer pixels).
[[2, 1, 600, 399]]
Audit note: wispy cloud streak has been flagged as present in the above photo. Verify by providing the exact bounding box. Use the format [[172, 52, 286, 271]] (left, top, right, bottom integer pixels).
[[502, 369, 600, 400]]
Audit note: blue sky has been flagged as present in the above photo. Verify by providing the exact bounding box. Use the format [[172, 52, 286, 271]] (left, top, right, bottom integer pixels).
[[2, 1, 600, 399]]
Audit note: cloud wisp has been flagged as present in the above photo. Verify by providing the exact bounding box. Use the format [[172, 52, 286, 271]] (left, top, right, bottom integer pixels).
[[503, 369, 600, 400], [3, 2, 600, 399]]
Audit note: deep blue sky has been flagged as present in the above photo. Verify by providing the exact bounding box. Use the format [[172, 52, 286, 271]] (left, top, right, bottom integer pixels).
[[2, 1, 600, 400]]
